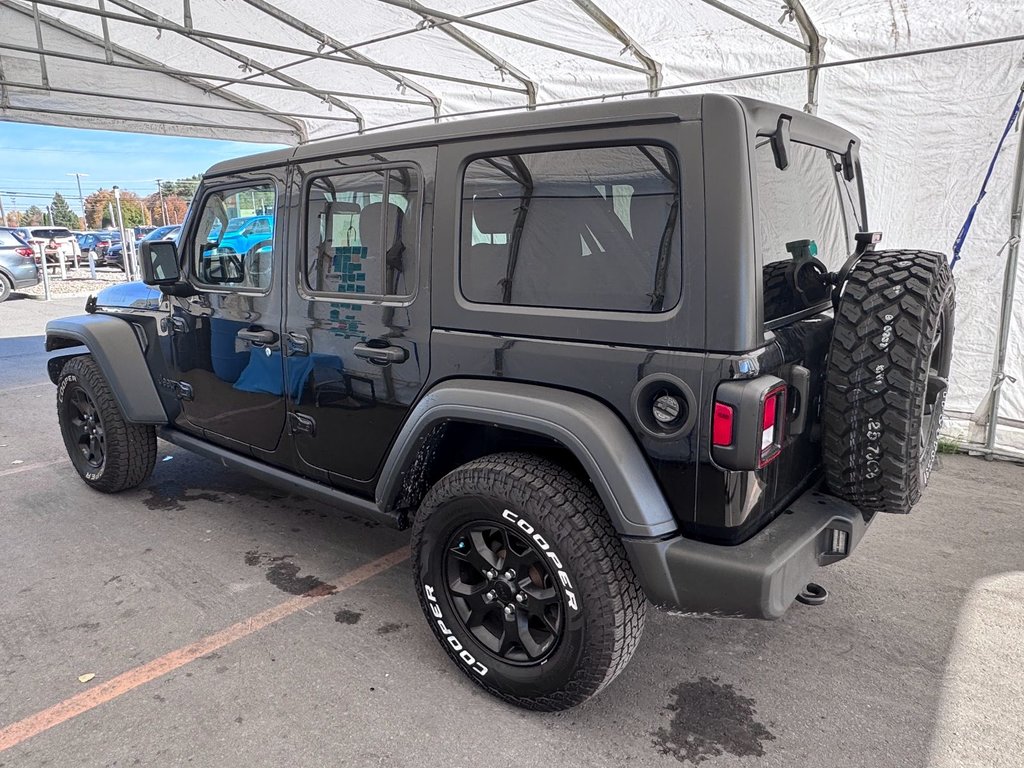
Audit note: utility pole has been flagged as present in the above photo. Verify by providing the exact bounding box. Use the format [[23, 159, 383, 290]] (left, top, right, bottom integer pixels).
[[156, 179, 167, 226], [67, 172, 88, 227]]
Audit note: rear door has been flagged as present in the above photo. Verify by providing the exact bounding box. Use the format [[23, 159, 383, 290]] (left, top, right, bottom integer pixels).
[[281, 148, 434, 494], [163, 173, 289, 456]]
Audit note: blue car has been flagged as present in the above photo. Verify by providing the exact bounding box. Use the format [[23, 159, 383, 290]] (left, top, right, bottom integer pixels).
[[214, 216, 274, 255]]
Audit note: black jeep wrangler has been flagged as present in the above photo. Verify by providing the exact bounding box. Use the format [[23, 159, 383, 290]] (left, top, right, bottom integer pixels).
[[46, 94, 954, 711]]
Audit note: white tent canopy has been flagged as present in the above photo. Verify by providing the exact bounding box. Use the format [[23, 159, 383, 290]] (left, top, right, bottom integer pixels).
[[2, 0, 1023, 453]]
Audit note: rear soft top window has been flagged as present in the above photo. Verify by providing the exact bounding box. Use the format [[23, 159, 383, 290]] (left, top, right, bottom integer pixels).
[[755, 139, 863, 323]]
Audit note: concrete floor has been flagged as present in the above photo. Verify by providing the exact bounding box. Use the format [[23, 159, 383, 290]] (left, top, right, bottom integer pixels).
[[1, 293, 1022, 768]]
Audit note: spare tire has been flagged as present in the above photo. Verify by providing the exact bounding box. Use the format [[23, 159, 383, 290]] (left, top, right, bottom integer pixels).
[[823, 249, 954, 514]]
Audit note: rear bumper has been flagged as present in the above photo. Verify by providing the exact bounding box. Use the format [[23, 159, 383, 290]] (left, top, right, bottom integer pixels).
[[624, 488, 872, 619]]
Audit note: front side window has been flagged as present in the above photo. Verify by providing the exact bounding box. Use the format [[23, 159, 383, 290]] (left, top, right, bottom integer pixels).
[[304, 166, 418, 299], [460, 144, 681, 313], [192, 183, 276, 290]]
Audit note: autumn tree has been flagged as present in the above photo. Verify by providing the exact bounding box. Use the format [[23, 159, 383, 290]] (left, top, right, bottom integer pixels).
[[50, 192, 80, 229], [4, 211, 20, 227], [83, 189, 145, 229]]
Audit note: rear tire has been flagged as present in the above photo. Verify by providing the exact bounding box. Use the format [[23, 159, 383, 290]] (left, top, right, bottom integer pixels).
[[823, 249, 954, 513], [57, 356, 157, 493], [411, 452, 646, 711], [0, 274, 12, 303]]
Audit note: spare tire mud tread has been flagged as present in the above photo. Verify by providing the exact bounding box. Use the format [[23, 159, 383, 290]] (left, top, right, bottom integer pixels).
[[822, 249, 954, 514]]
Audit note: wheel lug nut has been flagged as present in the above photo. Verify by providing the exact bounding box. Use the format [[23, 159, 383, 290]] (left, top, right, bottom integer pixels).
[[485, 569, 497, 580], [503, 569, 516, 580], [485, 590, 496, 601], [504, 604, 515, 615], [515, 593, 526, 603]]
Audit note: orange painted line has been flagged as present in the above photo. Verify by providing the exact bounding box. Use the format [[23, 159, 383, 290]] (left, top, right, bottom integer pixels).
[[0, 459, 66, 479], [0, 546, 409, 753]]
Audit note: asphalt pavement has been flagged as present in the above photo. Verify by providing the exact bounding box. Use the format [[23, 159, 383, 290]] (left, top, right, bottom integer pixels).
[[1, 293, 1021, 767]]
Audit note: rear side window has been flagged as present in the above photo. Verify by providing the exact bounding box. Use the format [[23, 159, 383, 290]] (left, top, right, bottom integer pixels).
[[0, 230, 26, 247], [303, 166, 419, 300], [460, 144, 681, 312]]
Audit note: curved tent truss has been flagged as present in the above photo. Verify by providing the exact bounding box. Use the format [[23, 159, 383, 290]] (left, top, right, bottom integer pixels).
[[2, 0, 1024, 455]]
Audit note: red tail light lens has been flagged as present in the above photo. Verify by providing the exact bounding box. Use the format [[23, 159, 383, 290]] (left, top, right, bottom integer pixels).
[[758, 386, 786, 467], [712, 403, 734, 447], [16, 247, 33, 259]]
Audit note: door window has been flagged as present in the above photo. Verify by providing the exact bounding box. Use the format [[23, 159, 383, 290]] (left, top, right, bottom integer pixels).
[[192, 183, 276, 291], [304, 166, 419, 300]]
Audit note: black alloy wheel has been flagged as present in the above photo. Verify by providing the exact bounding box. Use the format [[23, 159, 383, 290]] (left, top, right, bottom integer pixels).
[[445, 521, 564, 664], [63, 382, 107, 471]]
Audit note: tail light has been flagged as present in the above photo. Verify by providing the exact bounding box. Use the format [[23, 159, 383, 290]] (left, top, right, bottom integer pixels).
[[16, 246, 33, 260], [711, 376, 787, 470]]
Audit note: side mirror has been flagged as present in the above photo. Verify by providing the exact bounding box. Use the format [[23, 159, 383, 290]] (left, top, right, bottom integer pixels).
[[140, 240, 181, 285]]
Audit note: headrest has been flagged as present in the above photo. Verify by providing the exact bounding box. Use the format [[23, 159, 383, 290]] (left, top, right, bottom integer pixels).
[[359, 202, 403, 254]]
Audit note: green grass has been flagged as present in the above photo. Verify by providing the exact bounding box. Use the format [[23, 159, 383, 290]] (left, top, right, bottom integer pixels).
[[937, 437, 961, 454]]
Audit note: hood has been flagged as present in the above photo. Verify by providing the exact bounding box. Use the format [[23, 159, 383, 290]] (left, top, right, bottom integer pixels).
[[93, 281, 162, 310]]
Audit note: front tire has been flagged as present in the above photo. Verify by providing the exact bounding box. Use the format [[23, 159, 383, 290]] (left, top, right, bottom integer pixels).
[[411, 452, 646, 711], [57, 356, 157, 492]]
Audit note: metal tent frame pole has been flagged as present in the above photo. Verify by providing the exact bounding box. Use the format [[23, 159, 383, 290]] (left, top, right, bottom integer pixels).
[[984, 109, 1024, 456]]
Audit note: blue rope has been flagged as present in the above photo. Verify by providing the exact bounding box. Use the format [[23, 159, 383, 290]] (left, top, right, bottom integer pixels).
[[951, 83, 1024, 269]]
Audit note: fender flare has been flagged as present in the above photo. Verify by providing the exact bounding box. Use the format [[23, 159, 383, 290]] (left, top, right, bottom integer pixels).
[[377, 380, 679, 539], [45, 314, 167, 424]]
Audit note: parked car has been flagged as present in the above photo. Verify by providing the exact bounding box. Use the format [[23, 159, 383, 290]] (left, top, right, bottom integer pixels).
[[76, 232, 116, 263], [0, 228, 40, 301], [105, 225, 180, 270], [46, 94, 955, 711], [13, 226, 81, 269]]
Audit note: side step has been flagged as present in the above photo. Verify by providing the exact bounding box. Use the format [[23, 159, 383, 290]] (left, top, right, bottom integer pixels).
[[157, 427, 402, 529]]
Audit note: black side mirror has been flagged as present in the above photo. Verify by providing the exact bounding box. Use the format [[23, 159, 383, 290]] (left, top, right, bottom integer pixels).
[[140, 240, 181, 285]]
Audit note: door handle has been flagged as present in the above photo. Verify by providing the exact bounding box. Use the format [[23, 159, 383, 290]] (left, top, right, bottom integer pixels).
[[354, 341, 408, 366], [237, 327, 278, 346]]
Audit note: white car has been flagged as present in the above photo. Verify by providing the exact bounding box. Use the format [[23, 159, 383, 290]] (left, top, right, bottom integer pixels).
[[14, 227, 82, 269]]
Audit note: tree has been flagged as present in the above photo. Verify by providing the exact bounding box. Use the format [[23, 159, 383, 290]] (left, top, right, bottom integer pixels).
[[4, 211, 19, 227], [19, 206, 44, 226], [160, 175, 201, 202], [83, 189, 145, 229], [50, 192, 80, 229]]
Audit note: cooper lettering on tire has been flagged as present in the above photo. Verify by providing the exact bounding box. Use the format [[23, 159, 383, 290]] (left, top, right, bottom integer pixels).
[[411, 452, 646, 711], [823, 249, 955, 513]]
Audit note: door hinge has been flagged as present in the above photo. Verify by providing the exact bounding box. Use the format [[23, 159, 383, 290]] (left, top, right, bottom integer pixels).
[[159, 377, 193, 401], [288, 412, 316, 436]]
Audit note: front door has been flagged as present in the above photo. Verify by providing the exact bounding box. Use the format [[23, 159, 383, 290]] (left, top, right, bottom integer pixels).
[[282, 149, 434, 494], [166, 174, 288, 455]]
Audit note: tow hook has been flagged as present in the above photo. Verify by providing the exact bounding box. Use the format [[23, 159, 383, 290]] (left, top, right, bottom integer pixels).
[[796, 582, 828, 606]]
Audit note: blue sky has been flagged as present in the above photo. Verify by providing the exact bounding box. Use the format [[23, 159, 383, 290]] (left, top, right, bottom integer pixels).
[[0, 122, 284, 216]]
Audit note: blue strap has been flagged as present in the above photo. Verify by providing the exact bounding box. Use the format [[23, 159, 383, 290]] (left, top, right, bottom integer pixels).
[[951, 84, 1024, 269]]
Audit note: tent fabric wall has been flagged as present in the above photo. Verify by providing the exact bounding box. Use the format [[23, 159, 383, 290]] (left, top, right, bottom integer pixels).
[[2, 0, 1023, 451]]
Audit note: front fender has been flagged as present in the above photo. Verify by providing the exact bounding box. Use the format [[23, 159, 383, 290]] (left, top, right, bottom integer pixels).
[[45, 314, 167, 424]]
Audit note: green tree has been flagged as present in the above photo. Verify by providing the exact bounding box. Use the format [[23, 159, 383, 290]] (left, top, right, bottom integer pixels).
[[160, 175, 201, 202], [19, 205, 44, 226], [50, 192, 80, 229]]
